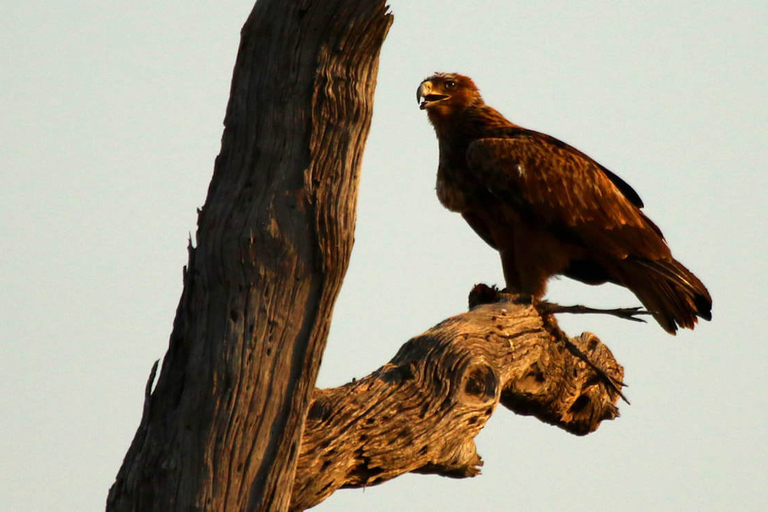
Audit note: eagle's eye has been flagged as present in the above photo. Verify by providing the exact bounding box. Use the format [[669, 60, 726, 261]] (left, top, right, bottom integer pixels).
[[445, 80, 456, 89]]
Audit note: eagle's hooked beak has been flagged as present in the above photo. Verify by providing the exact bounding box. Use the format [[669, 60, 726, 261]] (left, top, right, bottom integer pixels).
[[417, 80, 448, 110]]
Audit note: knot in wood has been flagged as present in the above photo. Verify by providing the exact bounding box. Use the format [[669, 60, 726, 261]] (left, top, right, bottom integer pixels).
[[459, 363, 498, 406]]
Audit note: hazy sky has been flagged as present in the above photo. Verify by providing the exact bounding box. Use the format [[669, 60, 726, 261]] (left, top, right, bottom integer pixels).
[[1, 1, 766, 511]]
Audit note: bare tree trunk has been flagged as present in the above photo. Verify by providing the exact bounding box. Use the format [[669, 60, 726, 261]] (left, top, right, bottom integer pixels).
[[107, 2, 392, 511]]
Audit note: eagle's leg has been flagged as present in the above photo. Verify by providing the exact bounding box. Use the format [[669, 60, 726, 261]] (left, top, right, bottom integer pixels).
[[505, 292, 536, 305], [499, 247, 546, 300]]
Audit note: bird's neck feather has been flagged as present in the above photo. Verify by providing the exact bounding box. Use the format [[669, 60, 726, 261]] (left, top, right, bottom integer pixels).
[[431, 104, 516, 159], [431, 104, 515, 140]]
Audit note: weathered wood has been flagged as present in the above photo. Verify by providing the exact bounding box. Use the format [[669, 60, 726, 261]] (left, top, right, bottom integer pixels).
[[290, 288, 624, 511], [106, 2, 392, 511]]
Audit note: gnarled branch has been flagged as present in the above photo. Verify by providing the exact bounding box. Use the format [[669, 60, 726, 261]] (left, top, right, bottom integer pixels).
[[290, 288, 624, 511]]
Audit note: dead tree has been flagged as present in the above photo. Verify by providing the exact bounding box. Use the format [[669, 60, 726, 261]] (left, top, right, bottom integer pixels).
[[107, 1, 623, 511], [107, 1, 393, 511]]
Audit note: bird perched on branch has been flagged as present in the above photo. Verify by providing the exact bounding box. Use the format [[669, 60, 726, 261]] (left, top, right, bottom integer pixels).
[[417, 72, 711, 334]]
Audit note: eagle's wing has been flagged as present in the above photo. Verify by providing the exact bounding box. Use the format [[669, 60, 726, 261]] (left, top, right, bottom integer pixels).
[[466, 132, 670, 259]]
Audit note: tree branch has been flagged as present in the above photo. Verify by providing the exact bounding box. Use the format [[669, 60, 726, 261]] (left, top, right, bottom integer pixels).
[[290, 288, 624, 511]]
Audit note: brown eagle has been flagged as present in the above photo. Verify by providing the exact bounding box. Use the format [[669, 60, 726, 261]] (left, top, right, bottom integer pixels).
[[417, 72, 711, 333]]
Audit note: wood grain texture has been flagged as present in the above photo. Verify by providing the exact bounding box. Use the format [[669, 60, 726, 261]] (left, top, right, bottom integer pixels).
[[106, 2, 392, 511], [290, 288, 624, 511]]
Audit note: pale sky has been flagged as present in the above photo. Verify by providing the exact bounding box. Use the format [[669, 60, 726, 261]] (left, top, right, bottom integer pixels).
[[1, 1, 766, 511]]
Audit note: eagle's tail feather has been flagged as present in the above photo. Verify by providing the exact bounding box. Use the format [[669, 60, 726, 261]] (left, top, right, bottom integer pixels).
[[618, 257, 712, 334]]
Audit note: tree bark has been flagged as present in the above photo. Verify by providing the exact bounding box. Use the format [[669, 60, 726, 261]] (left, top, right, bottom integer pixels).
[[290, 288, 624, 511], [107, 2, 392, 511]]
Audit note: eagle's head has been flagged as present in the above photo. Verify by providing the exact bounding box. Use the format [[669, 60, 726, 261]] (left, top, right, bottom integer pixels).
[[417, 73, 484, 117]]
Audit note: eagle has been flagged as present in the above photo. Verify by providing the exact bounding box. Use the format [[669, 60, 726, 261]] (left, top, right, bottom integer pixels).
[[417, 72, 711, 334]]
